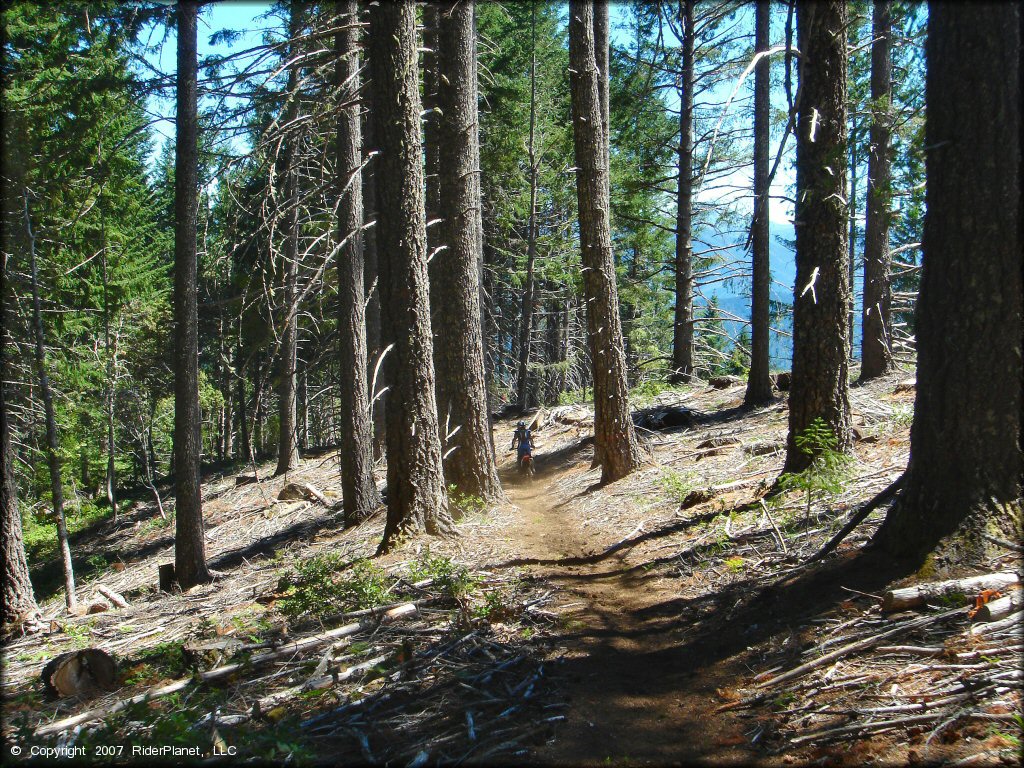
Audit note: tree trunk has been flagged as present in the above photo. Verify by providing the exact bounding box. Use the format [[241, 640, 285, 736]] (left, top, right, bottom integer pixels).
[[859, 0, 894, 380], [98, 157, 118, 519], [745, 0, 774, 406], [2, 250, 39, 623], [368, 0, 453, 552], [335, 0, 382, 528], [848, 121, 858, 359], [361, 53, 384, 460], [568, 0, 643, 484], [593, 0, 610, 198], [671, 0, 695, 382], [172, 1, 211, 590], [432, 0, 503, 502], [516, 4, 539, 413], [24, 196, 76, 611], [275, 2, 303, 476], [783, 0, 852, 474], [871, 2, 1022, 562]]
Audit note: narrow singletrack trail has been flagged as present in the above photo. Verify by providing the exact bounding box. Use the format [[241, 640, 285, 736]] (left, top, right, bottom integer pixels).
[[499, 472, 756, 767]]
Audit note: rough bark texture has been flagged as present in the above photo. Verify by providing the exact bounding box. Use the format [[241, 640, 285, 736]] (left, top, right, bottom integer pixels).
[[671, 0, 695, 382], [368, 0, 452, 553], [859, 0, 894, 380], [173, 1, 211, 589], [745, 0, 774, 406], [568, 0, 643, 484], [275, 3, 303, 476], [335, 0, 382, 527], [360, 7, 385, 459], [783, 0, 852, 474], [2, 251, 39, 623], [433, 1, 503, 502], [516, 4, 539, 413], [872, 2, 1022, 563]]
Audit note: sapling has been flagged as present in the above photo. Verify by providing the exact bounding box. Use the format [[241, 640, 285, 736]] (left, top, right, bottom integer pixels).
[[777, 417, 853, 533]]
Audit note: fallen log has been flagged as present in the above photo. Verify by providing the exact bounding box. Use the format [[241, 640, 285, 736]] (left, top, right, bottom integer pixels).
[[96, 585, 129, 609], [972, 592, 1023, 623], [33, 603, 418, 737], [277, 482, 329, 506], [682, 477, 765, 508], [882, 571, 1019, 613], [254, 653, 389, 713]]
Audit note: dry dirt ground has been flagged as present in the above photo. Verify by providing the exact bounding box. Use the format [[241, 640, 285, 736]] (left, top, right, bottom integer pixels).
[[3, 369, 1021, 766]]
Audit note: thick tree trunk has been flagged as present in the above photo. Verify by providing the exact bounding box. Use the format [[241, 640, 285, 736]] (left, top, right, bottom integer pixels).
[[2, 250, 39, 623], [745, 0, 774, 406], [568, 0, 643, 484], [433, 0, 503, 502], [335, 0, 382, 528], [783, 0, 852, 474], [173, 1, 211, 590], [24, 197, 76, 610], [859, 0, 894, 380], [872, 2, 1022, 563], [368, 0, 453, 552], [516, 5, 539, 414], [671, 0, 695, 382], [593, 0, 610, 195], [275, 3, 303, 476]]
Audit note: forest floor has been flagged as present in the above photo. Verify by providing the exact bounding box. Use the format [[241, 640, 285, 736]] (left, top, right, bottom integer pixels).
[[3, 368, 1022, 766]]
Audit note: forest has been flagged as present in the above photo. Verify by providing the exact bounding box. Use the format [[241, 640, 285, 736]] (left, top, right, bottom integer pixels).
[[1, 0, 1021, 765]]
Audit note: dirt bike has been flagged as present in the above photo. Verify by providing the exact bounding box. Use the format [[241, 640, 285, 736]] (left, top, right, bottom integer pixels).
[[519, 454, 535, 479]]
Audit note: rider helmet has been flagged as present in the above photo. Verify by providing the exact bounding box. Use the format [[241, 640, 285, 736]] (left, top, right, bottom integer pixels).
[[517, 420, 526, 427]]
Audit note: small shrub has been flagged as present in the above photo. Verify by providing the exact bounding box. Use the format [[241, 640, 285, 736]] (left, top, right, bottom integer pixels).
[[278, 556, 393, 619], [659, 469, 696, 504], [409, 549, 478, 599], [724, 556, 745, 574], [448, 485, 486, 519]]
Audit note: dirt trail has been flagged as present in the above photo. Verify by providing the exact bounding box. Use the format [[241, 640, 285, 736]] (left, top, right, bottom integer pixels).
[[501, 475, 755, 766]]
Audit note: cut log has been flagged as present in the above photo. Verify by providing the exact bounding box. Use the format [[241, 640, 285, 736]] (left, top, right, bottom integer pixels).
[[682, 477, 765, 509], [96, 584, 129, 609], [893, 378, 916, 393], [42, 649, 117, 697], [972, 590, 1023, 622], [632, 405, 695, 431], [695, 436, 741, 450], [881, 571, 1019, 613], [970, 610, 1024, 636], [33, 603, 418, 737], [708, 375, 743, 389], [158, 563, 177, 593], [277, 481, 329, 506], [744, 441, 784, 457]]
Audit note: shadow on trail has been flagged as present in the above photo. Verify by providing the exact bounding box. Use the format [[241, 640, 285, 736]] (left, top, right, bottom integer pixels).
[[531, 549, 918, 765], [490, 507, 728, 569]]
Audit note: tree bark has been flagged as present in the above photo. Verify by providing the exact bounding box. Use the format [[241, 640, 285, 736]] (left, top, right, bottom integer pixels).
[[433, 0, 503, 502], [568, 0, 643, 484], [275, 2, 303, 476], [745, 0, 774, 406], [671, 0, 695, 382], [173, 1, 211, 590], [859, 0, 894, 380], [2, 250, 39, 623], [335, 0, 382, 527], [516, 4, 539, 413], [24, 196, 76, 610], [871, 2, 1022, 562], [368, 0, 453, 552], [783, 0, 852, 474], [360, 5, 385, 460]]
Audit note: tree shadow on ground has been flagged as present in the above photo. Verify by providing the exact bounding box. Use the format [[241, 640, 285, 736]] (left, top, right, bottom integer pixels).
[[529, 548, 920, 765]]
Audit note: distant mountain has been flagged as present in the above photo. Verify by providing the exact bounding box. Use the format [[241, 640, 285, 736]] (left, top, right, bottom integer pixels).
[[692, 220, 863, 370]]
